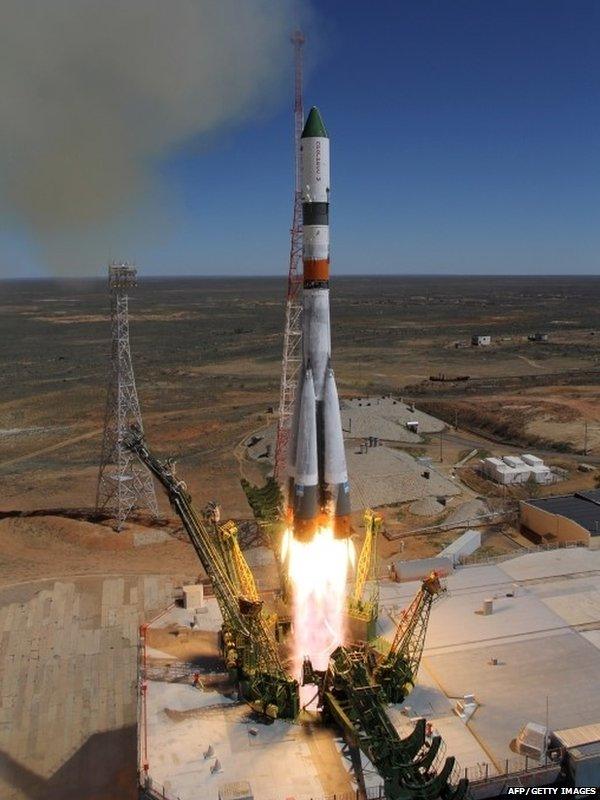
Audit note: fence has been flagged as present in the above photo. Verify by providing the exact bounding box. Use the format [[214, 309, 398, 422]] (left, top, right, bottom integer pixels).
[[138, 602, 177, 785], [140, 785, 177, 800], [139, 783, 387, 800], [282, 789, 386, 800], [465, 748, 564, 786], [456, 538, 585, 568]]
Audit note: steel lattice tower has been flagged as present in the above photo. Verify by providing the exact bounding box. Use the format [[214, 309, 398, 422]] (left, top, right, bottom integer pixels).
[[274, 29, 305, 486], [96, 262, 158, 530]]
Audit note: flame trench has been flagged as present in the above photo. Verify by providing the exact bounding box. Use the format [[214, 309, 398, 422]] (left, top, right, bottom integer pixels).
[[283, 527, 354, 680]]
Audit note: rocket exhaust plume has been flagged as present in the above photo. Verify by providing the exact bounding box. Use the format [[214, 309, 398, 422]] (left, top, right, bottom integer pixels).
[[285, 107, 353, 690], [0, 0, 299, 277], [288, 527, 351, 674]]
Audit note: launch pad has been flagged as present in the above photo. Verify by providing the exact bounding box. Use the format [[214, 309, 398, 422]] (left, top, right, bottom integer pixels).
[[131, 104, 470, 799], [136, 545, 600, 799], [129, 431, 469, 800], [140, 600, 358, 800]]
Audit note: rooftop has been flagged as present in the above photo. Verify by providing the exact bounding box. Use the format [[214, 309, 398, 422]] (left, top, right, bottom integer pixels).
[[379, 547, 600, 772], [554, 722, 600, 749], [525, 490, 600, 535]]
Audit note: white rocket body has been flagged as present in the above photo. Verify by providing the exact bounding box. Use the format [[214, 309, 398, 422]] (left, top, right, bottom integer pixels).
[[287, 107, 351, 541]]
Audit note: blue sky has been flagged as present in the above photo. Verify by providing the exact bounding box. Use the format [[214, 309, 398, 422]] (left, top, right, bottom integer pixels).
[[3, 0, 599, 277]]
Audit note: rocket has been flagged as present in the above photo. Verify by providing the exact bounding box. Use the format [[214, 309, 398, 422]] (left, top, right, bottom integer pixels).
[[287, 107, 351, 542]]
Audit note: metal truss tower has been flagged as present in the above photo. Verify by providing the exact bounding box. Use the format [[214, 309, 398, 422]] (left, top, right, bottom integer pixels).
[[96, 262, 158, 530], [274, 29, 305, 486]]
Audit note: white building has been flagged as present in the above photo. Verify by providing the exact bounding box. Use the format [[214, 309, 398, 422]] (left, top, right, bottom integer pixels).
[[438, 529, 481, 565], [522, 454, 543, 466], [502, 456, 531, 483], [480, 454, 555, 486], [471, 335, 491, 346]]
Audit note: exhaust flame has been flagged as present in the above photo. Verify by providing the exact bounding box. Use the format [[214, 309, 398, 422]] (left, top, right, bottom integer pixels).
[[281, 528, 291, 563], [287, 526, 350, 679], [348, 538, 356, 569]]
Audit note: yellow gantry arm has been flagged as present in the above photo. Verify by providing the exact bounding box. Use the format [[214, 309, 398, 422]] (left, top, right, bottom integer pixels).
[[221, 521, 260, 603], [353, 509, 382, 603]]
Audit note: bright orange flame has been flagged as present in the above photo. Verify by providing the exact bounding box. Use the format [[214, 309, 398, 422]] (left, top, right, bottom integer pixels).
[[287, 525, 350, 682]]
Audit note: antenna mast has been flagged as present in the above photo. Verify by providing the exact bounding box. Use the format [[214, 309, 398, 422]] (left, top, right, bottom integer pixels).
[[274, 29, 305, 486], [96, 262, 158, 530]]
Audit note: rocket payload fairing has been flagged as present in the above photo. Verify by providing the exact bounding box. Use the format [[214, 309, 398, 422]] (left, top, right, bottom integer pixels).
[[287, 107, 351, 542]]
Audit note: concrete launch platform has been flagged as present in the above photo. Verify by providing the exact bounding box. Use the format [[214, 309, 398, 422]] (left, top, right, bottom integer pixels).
[[144, 681, 355, 800], [141, 548, 600, 799], [140, 599, 363, 800], [380, 548, 600, 773], [0, 574, 179, 800]]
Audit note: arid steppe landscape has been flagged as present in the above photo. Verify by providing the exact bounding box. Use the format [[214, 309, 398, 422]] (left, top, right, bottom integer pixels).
[[3, 274, 600, 798]]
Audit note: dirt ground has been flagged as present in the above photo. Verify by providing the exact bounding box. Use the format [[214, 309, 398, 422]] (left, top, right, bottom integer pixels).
[[0, 515, 198, 587], [417, 386, 600, 454]]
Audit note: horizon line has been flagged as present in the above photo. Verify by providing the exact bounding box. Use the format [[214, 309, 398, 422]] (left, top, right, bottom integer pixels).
[[3, 272, 600, 282]]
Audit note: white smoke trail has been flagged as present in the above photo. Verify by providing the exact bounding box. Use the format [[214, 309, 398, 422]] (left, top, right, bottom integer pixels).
[[0, 0, 304, 275]]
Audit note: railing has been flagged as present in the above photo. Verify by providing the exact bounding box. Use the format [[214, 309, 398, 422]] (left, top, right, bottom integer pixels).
[[462, 748, 563, 784], [456, 539, 585, 568], [139, 783, 387, 800], [301, 789, 386, 800], [140, 784, 178, 800], [138, 603, 177, 785]]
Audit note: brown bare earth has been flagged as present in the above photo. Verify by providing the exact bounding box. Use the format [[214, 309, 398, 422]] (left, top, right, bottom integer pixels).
[[0, 515, 197, 587], [416, 388, 600, 453], [3, 275, 600, 799], [5, 276, 600, 514], [419, 388, 600, 454]]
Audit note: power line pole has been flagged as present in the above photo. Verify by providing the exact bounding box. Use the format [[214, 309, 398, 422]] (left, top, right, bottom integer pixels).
[[96, 262, 158, 530], [274, 29, 305, 488]]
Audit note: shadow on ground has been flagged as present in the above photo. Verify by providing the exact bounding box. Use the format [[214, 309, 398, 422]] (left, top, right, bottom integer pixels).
[[0, 726, 136, 800]]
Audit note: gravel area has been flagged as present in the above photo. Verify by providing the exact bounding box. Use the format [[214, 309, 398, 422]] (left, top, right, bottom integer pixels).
[[443, 498, 489, 527], [410, 497, 445, 517]]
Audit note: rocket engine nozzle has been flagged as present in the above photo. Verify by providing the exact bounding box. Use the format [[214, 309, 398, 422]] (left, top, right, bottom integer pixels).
[[289, 511, 350, 543]]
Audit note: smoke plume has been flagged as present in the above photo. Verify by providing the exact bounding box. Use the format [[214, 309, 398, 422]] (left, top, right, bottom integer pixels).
[[0, 1, 300, 275]]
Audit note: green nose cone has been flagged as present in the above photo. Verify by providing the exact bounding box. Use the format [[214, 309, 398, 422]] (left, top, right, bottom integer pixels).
[[301, 106, 328, 139]]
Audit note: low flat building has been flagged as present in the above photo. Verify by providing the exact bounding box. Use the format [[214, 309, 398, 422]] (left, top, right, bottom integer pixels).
[[520, 490, 600, 548], [552, 724, 600, 788], [438, 529, 481, 565], [380, 548, 600, 787], [471, 334, 491, 346], [481, 454, 554, 486]]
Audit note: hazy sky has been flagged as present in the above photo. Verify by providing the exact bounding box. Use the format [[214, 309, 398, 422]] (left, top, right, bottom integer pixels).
[[1, 0, 598, 278]]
